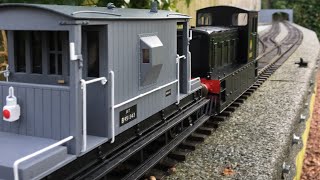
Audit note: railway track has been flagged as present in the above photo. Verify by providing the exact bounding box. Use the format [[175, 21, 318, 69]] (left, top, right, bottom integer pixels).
[[258, 22, 281, 55], [63, 21, 302, 180], [140, 21, 303, 180], [258, 21, 303, 75]]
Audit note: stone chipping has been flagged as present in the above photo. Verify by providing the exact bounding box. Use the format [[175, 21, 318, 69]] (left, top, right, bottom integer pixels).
[[275, 22, 289, 43], [258, 24, 271, 35], [166, 24, 320, 180]]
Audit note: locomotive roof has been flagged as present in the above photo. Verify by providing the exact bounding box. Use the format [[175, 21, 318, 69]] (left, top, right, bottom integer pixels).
[[198, 5, 259, 13], [0, 3, 190, 20], [192, 26, 238, 34]]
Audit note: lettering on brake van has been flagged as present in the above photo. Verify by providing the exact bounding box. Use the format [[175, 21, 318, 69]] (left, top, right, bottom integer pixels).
[[119, 105, 137, 126]]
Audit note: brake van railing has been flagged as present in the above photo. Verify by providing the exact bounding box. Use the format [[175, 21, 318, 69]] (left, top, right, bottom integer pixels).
[[80, 77, 107, 153], [109, 70, 179, 144], [13, 136, 74, 180]]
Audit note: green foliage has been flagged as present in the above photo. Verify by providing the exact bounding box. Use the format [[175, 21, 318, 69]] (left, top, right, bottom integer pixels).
[[263, 0, 320, 37], [96, 0, 126, 7], [128, 0, 150, 9], [185, 0, 191, 7], [0, 0, 188, 10], [95, 0, 178, 10]]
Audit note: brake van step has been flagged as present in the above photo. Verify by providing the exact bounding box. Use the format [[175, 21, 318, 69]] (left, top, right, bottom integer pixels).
[[0, 132, 76, 180]]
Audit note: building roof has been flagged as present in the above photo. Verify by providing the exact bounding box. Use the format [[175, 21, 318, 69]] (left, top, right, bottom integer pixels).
[[0, 3, 190, 20]]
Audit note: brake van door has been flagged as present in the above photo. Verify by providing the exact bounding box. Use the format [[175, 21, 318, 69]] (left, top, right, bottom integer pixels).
[[82, 26, 108, 138]]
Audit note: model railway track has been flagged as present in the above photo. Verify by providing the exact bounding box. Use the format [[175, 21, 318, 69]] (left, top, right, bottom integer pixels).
[[139, 22, 303, 180], [257, 22, 282, 69], [258, 22, 281, 55], [258, 21, 303, 75]]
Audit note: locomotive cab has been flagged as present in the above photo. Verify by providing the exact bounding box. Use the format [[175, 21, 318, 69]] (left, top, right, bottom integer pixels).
[[196, 6, 258, 62], [190, 6, 258, 113]]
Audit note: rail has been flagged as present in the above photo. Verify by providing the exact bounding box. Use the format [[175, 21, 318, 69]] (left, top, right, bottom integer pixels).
[[80, 77, 107, 152], [13, 136, 73, 180]]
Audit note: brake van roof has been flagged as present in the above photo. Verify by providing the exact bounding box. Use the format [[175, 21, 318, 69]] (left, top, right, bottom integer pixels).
[[0, 3, 190, 20]]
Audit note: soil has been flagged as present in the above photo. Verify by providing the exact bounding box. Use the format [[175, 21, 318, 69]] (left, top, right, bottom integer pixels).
[[301, 70, 320, 180]]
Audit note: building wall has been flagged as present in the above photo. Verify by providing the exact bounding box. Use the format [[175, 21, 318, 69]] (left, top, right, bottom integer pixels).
[[176, 0, 261, 26]]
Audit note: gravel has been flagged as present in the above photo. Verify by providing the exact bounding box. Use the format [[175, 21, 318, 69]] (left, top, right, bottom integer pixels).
[[275, 22, 289, 43], [166, 24, 320, 180], [258, 24, 271, 35]]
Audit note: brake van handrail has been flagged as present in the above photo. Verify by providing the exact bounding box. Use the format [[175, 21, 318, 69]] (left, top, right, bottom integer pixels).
[[110, 70, 179, 144], [110, 71, 115, 143], [71, 11, 121, 17], [13, 136, 73, 180], [80, 77, 107, 152], [176, 54, 186, 104], [113, 80, 179, 109]]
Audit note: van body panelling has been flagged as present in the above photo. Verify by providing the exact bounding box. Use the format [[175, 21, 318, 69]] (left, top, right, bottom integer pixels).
[[107, 20, 178, 134]]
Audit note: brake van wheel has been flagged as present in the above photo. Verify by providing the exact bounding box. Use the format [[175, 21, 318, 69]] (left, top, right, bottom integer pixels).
[[168, 124, 182, 139]]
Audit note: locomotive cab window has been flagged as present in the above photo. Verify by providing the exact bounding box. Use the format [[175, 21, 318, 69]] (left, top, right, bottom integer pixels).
[[139, 35, 163, 87], [197, 13, 212, 26], [232, 13, 248, 26]]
